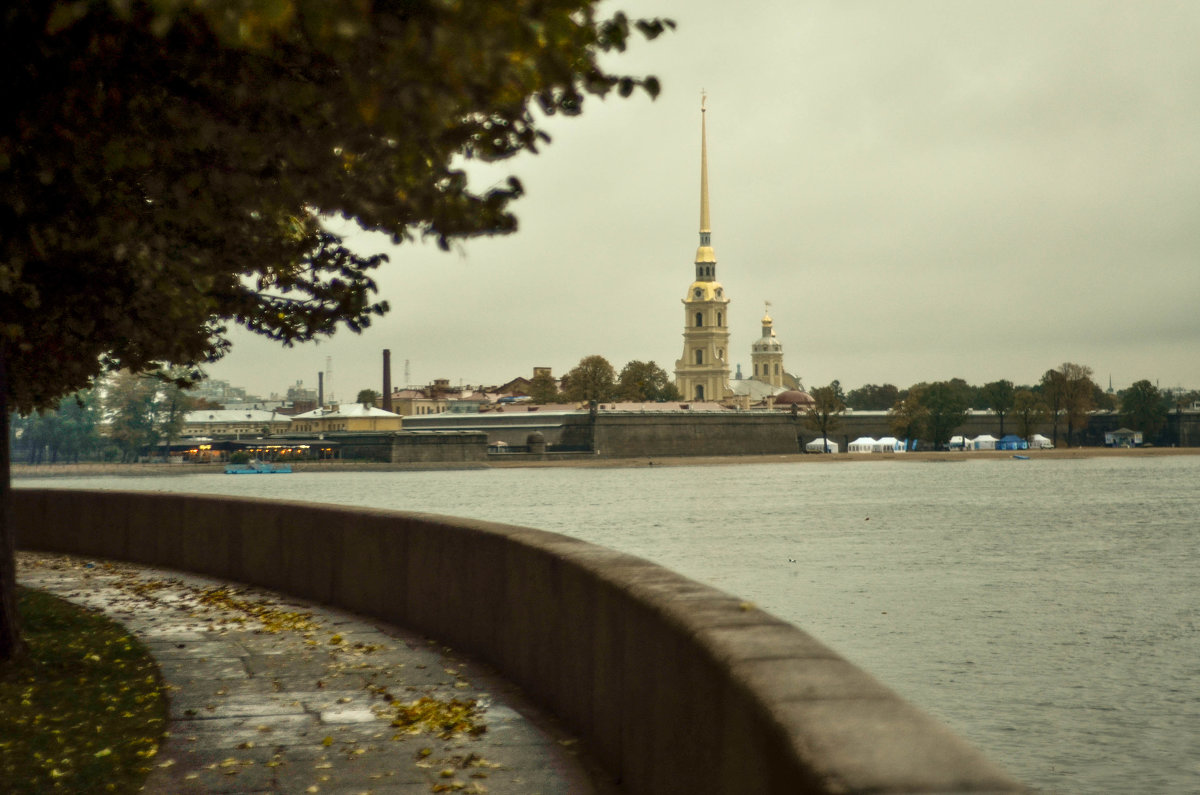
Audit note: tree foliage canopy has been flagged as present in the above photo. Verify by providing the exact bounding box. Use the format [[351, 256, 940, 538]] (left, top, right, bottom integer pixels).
[[979, 379, 1015, 436], [528, 370, 561, 404], [102, 369, 195, 462], [9, 391, 100, 464], [1, 0, 671, 413], [888, 390, 928, 442], [616, 360, 680, 402], [563, 355, 617, 403], [1120, 379, 1168, 438], [912, 380, 972, 449], [1041, 363, 1096, 446], [846, 383, 900, 411], [1012, 388, 1049, 441], [0, 0, 670, 660], [804, 384, 845, 446]]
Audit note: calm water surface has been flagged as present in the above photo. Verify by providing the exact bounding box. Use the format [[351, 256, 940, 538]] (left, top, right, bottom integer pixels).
[[18, 456, 1200, 793]]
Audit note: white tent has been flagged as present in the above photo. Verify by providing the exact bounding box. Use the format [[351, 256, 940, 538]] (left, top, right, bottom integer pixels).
[[1030, 434, 1054, 449], [805, 437, 839, 453], [948, 435, 968, 450], [875, 436, 905, 453], [848, 436, 876, 453], [971, 434, 998, 450]]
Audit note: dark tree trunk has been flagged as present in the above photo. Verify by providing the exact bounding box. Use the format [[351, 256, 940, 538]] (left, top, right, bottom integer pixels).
[[0, 346, 26, 660]]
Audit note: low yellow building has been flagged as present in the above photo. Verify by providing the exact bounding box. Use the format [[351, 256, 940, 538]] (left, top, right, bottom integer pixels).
[[289, 404, 403, 433]]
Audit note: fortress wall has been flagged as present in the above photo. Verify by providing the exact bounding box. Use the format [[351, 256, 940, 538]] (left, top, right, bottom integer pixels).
[[590, 410, 1058, 457], [282, 430, 491, 463], [396, 408, 1069, 458], [389, 431, 489, 463], [14, 489, 1022, 795], [592, 412, 801, 456], [404, 413, 576, 448], [326, 433, 394, 462]]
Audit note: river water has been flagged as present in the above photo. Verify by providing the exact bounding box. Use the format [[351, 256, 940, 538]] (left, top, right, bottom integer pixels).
[[16, 455, 1200, 793]]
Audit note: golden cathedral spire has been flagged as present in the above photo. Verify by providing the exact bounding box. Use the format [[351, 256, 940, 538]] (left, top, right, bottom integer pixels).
[[676, 95, 730, 403], [700, 93, 711, 237], [695, 94, 716, 275]]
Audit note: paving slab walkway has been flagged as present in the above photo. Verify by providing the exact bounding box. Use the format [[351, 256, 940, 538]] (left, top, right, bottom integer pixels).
[[17, 552, 618, 795]]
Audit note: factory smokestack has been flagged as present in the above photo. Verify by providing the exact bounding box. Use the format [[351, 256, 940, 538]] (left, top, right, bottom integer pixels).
[[318, 372, 324, 408], [382, 349, 393, 413]]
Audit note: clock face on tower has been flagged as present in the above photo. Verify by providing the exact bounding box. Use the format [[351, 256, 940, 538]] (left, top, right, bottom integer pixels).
[[694, 288, 702, 298]]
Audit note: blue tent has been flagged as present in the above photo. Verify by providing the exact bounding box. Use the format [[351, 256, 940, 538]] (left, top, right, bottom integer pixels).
[[997, 434, 1028, 451]]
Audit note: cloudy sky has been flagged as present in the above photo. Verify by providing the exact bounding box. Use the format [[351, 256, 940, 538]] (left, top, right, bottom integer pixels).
[[207, 1, 1200, 401]]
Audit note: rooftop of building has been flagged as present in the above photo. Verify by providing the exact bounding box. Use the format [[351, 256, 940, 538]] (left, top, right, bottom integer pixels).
[[184, 408, 289, 423], [290, 404, 402, 420]]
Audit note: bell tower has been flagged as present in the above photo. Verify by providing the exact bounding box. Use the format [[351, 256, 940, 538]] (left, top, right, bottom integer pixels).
[[751, 303, 785, 387], [674, 97, 731, 402]]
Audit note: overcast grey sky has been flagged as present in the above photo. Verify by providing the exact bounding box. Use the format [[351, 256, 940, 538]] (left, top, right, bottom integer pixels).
[[207, 0, 1200, 401]]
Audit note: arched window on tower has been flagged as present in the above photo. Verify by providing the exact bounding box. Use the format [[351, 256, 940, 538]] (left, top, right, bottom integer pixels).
[[695, 312, 703, 327], [695, 349, 704, 365], [695, 384, 705, 401], [774, 363, 780, 375], [717, 312, 722, 326]]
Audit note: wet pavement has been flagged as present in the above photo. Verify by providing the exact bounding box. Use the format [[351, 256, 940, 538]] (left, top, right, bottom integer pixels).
[[17, 552, 617, 794]]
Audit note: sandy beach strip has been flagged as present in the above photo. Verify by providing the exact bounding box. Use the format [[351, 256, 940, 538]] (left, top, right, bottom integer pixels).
[[9, 445, 1198, 478]]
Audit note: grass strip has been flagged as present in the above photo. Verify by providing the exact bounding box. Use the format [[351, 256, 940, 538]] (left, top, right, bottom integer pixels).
[[0, 587, 167, 793]]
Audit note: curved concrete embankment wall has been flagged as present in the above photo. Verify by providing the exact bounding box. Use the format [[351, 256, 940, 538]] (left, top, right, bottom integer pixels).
[[14, 489, 1022, 794]]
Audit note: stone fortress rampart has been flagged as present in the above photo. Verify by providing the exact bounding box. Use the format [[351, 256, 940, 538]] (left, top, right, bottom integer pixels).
[[398, 407, 1200, 460], [15, 489, 1024, 794]]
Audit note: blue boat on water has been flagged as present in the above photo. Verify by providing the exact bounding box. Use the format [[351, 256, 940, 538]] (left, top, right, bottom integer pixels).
[[224, 460, 292, 475]]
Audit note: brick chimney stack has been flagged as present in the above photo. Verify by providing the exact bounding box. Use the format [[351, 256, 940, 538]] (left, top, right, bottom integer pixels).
[[382, 349, 393, 412]]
